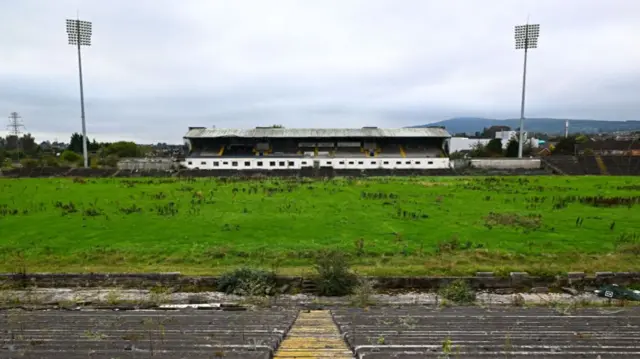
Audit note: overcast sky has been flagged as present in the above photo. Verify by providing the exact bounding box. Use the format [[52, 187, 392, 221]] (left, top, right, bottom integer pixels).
[[1, 0, 639, 143]]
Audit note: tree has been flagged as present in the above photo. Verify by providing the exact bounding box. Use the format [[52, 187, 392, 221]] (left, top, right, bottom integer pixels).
[[68, 133, 84, 153], [68, 133, 100, 153], [103, 141, 140, 158], [505, 138, 519, 157], [4, 135, 19, 151], [89, 139, 100, 152], [552, 136, 577, 155], [20, 134, 37, 154], [486, 138, 503, 156], [575, 134, 589, 144]]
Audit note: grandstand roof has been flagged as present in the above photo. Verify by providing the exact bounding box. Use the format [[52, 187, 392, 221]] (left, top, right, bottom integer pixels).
[[184, 127, 451, 139]]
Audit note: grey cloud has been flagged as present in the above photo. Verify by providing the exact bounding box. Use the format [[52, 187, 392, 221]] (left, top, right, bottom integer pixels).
[[1, 0, 639, 143]]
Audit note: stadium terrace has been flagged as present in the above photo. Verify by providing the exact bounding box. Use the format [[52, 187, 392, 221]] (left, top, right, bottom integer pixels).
[[182, 127, 452, 170]]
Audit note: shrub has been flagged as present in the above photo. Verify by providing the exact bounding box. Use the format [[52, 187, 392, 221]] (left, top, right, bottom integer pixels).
[[313, 250, 357, 296], [217, 268, 276, 296], [100, 154, 120, 168], [42, 155, 60, 167], [60, 150, 82, 163], [438, 279, 476, 304], [20, 158, 40, 169]]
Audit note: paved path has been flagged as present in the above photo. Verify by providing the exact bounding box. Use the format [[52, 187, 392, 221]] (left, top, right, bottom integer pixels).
[[274, 310, 352, 359]]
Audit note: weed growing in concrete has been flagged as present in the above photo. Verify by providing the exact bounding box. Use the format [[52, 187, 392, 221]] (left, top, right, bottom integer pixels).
[[105, 289, 121, 305], [511, 293, 525, 307], [84, 330, 106, 341], [440, 337, 453, 359], [313, 250, 357, 296], [217, 268, 276, 296], [438, 280, 475, 305], [350, 278, 376, 307]]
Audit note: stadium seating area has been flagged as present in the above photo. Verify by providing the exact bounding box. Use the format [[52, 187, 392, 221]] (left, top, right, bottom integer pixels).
[[602, 155, 640, 175], [544, 155, 640, 175], [578, 156, 602, 174], [379, 143, 401, 157], [332, 147, 364, 157], [404, 144, 440, 157]]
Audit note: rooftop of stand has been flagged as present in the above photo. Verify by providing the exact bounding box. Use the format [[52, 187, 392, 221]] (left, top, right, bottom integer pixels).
[[184, 127, 451, 139]]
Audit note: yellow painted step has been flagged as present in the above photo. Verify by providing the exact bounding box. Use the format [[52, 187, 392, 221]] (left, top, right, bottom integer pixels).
[[399, 145, 407, 158], [274, 310, 352, 359]]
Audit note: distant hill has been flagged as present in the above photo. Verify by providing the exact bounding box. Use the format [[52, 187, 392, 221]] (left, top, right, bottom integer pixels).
[[414, 117, 640, 135]]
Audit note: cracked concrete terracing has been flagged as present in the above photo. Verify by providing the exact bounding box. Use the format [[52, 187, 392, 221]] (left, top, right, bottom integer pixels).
[[335, 307, 640, 358], [0, 287, 625, 308], [2, 306, 640, 358]]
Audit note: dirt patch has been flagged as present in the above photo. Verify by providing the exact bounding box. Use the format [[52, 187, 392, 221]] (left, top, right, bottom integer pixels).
[[485, 212, 542, 230], [418, 181, 449, 187]]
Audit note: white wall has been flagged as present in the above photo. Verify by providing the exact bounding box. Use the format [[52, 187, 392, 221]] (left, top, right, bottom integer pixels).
[[449, 137, 491, 153], [470, 158, 541, 169], [183, 157, 450, 170]]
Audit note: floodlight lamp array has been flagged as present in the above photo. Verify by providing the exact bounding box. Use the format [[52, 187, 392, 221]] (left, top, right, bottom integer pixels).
[[514, 24, 540, 49], [66, 19, 92, 46]]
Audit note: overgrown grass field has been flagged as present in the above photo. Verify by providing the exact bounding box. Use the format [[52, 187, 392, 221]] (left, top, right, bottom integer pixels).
[[0, 176, 638, 276]]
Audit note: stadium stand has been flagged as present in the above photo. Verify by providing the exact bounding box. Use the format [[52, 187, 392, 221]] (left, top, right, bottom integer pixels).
[[578, 156, 602, 175], [543, 155, 640, 175], [182, 127, 451, 171], [542, 156, 586, 175], [602, 155, 640, 175]]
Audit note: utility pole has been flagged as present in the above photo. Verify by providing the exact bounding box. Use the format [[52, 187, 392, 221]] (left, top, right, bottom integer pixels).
[[7, 112, 25, 160]]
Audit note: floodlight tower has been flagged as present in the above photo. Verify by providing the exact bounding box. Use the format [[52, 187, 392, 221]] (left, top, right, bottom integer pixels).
[[66, 18, 92, 168], [514, 23, 540, 158]]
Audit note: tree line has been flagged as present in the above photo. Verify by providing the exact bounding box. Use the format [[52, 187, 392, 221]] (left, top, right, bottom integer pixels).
[[450, 134, 592, 159], [0, 132, 147, 169]]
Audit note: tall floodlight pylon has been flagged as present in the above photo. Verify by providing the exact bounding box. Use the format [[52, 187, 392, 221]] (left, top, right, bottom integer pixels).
[[66, 18, 92, 168], [514, 23, 540, 158]]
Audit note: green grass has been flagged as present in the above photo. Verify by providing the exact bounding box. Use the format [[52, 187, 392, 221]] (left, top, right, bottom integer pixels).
[[0, 176, 639, 276]]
